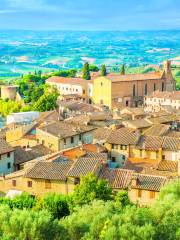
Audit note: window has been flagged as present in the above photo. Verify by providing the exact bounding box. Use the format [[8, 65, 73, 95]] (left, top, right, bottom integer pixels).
[[112, 144, 115, 149], [162, 155, 165, 160], [144, 84, 148, 95], [7, 152, 10, 158], [162, 82, 164, 91], [126, 100, 129, 106], [7, 162, 11, 169], [64, 139, 66, 145], [137, 189, 142, 198], [133, 84, 136, 97], [112, 157, 116, 162], [74, 178, 80, 185], [12, 180, 16, 187], [79, 134, 82, 141], [153, 83, 156, 91], [71, 137, 74, 144], [149, 191, 155, 199], [27, 181, 32, 188], [83, 90, 85, 94], [45, 180, 51, 189]]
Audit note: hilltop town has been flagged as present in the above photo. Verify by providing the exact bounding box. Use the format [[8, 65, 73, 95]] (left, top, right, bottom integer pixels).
[[0, 59, 179, 206]]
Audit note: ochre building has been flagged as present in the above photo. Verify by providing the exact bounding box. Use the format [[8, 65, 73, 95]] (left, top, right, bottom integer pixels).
[[93, 60, 176, 109]]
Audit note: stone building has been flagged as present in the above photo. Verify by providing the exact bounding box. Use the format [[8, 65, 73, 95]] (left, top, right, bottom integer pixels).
[[144, 90, 180, 112], [93, 60, 175, 109]]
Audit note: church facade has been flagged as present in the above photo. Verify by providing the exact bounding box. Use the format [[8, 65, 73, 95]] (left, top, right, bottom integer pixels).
[[93, 60, 176, 109]]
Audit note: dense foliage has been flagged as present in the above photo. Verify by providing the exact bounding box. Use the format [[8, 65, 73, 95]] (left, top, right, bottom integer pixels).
[[120, 64, 125, 75], [101, 64, 107, 76], [82, 62, 91, 80], [0, 175, 179, 239]]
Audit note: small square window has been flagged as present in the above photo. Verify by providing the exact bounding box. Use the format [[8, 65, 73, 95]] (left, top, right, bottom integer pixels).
[[71, 137, 74, 144], [7, 162, 11, 169], [27, 181, 32, 188], [137, 189, 142, 198], [12, 180, 16, 187]]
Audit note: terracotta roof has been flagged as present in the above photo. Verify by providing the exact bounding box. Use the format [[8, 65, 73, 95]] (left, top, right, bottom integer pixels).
[[157, 160, 178, 172], [65, 115, 90, 125], [137, 135, 163, 151], [120, 107, 146, 116], [93, 127, 113, 141], [37, 110, 62, 125], [46, 76, 93, 85], [122, 119, 152, 129], [131, 173, 168, 191], [25, 161, 72, 180], [67, 157, 101, 177], [99, 166, 133, 189], [148, 115, 178, 124], [124, 157, 157, 173], [58, 101, 96, 113], [82, 143, 107, 153], [107, 127, 139, 145], [99, 72, 162, 82], [14, 145, 53, 165], [144, 124, 170, 137], [162, 137, 180, 151], [0, 139, 14, 155], [38, 121, 95, 139], [166, 131, 180, 138], [62, 147, 85, 160], [112, 169, 133, 189]]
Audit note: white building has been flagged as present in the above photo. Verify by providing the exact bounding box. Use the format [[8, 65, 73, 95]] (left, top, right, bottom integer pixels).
[[46, 76, 93, 103], [144, 91, 180, 112], [7, 112, 40, 125]]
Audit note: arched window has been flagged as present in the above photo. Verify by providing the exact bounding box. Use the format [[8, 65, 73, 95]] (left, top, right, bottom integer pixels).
[[162, 82, 164, 91], [153, 83, 156, 91], [133, 84, 136, 97], [144, 84, 148, 95]]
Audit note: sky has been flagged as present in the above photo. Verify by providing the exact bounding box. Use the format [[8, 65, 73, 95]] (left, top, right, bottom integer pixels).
[[0, 0, 179, 30]]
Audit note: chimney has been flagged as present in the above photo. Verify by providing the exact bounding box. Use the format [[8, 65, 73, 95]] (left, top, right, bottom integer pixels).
[[131, 175, 138, 187]]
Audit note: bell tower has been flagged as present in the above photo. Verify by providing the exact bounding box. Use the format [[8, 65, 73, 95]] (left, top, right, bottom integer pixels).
[[163, 60, 176, 91]]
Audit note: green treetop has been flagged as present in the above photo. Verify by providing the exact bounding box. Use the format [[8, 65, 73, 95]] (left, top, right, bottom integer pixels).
[[101, 64, 107, 76], [120, 64, 125, 75], [82, 62, 91, 80]]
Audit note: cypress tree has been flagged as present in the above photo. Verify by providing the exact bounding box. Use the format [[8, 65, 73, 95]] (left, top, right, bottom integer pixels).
[[101, 64, 107, 76], [120, 64, 125, 75], [82, 62, 91, 80]]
